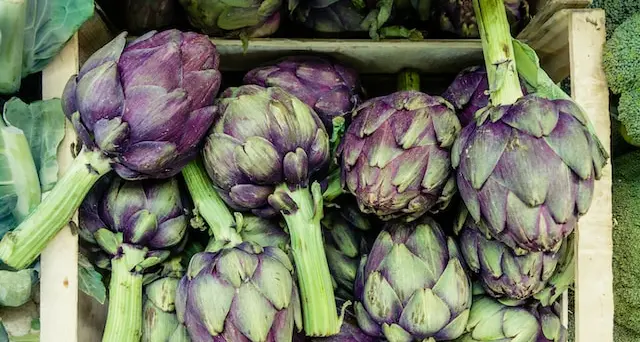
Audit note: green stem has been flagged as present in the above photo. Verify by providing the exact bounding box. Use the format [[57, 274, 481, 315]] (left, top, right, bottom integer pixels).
[[473, 0, 523, 105], [0, 148, 111, 269], [278, 183, 344, 336], [102, 245, 145, 342], [0, 0, 26, 94], [397, 69, 421, 91], [181, 158, 242, 245], [322, 168, 344, 203]]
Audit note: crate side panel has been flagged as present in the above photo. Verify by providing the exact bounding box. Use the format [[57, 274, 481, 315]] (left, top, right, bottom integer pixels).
[[40, 35, 80, 342], [568, 9, 614, 342]]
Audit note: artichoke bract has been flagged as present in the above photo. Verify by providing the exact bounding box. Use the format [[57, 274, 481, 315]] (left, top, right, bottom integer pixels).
[[339, 71, 461, 222], [322, 201, 374, 300], [456, 292, 568, 342], [143, 258, 190, 342], [456, 209, 562, 301], [452, 0, 608, 253], [442, 65, 529, 127], [178, 0, 282, 37], [175, 244, 302, 342], [0, 29, 221, 270], [289, 0, 369, 33], [354, 216, 472, 341], [243, 56, 363, 130], [202, 85, 344, 336], [79, 176, 189, 342], [436, 0, 529, 38]]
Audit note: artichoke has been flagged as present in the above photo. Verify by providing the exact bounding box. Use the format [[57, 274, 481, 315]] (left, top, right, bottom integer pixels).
[[455, 208, 563, 301], [143, 257, 191, 342], [436, 0, 529, 38], [455, 293, 568, 342], [0, 29, 221, 270], [442, 65, 529, 127], [202, 85, 344, 336], [288, 0, 370, 34], [79, 176, 189, 342], [354, 216, 472, 341], [175, 244, 302, 342], [237, 215, 290, 251], [338, 71, 461, 222], [322, 201, 373, 300], [243, 56, 363, 130], [178, 0, 282, 37], [125, 0, 181, 33], [452, 0, 608, 254]]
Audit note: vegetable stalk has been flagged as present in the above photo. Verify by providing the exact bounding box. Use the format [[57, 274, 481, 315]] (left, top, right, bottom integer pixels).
[[102, 245, 145, 342], [276, 182, 344, 336], [181, 158, 242, 245], [473, 0, 523, 105], [0, 0, 26, 94], [0, 147, 111, 269], [397, 69, 421, 91]]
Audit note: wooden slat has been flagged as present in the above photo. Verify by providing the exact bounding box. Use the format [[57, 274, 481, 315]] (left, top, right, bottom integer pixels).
[[568, 9, 614, 342], [40, 35, 80, 342]]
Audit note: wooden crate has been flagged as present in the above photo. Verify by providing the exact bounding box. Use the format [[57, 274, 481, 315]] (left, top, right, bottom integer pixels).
[[38, 3, 612, 342]]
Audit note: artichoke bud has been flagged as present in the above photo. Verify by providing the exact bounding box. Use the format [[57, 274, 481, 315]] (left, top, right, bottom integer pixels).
[[258, 0, 283, 16], [93, 117, 129, 153]]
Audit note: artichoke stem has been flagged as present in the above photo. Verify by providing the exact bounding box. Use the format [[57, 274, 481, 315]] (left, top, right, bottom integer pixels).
[[182, 159, 242, 245], [102, 246, 145, 342], [473, 0, 523, 105], [279, 183, 343, 336], [322, 168, 344, 203], [397, 69, 421, 92], [0, 148, 112, 270]]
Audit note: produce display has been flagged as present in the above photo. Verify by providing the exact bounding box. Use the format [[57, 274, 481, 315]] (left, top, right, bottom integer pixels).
[[0, 0, 619, 340]]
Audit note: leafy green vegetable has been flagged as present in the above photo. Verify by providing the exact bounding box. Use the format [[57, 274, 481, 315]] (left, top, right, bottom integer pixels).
[[3, 98, 66, 192], [0, 321, 7, 342], [78, 252, 106, 305], [0, 0, 27, 94], [0, 270, 35, 307], [22, 0, 94, 77]]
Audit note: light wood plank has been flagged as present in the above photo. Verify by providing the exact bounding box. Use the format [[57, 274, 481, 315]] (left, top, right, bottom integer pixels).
[[568, 9, 614, 342], [40, 35, 80, 342]]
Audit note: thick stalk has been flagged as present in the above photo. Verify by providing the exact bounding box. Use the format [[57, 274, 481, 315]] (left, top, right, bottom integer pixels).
[[397, 69, 421, 91], [103, 246, 145, 342], [473, 0, 523, 105], [322, 168, 343, 203], [181, 158, 242, 245], [278, 183, 343, 336], [0, 0, 26, 93], [0, 148, 111, 269]]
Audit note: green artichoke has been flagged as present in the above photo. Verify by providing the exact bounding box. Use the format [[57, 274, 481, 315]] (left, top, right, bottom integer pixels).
[[455, 285, 567, 342], [202, 85, 344, 336], [354, 216, 472, 341], [79, 176, 189, 342], [237, 215, 290, 251], [339, 71, 461, 222], [179, 0, 282, 37], [143, 257, 190, 342], [175, 243, 302, 342]]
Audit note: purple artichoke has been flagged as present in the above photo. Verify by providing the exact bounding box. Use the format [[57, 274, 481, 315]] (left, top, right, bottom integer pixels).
[[455, 209, 563, 301], [436, 0, 530, 38], [175, 244, 302, 342], [338, 90, 461, 222], [202, 85, 343, 336], [78, 176, 189, 342], [452, 95, 608, 253], [442, 65, 529, 127], [243, 56, 363, 130], [178, 0, 282, 37], [354, 216, 472, 341], [62, 29, 221, 180], [0, 29, 221, 271], [288, 0, 370, 34]]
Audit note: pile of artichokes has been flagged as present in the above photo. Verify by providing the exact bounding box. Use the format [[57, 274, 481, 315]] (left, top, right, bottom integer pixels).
[[0, 0, 609, 340]]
